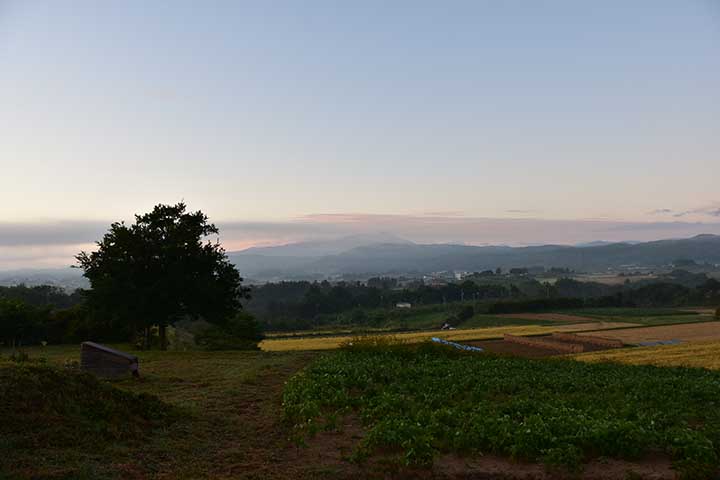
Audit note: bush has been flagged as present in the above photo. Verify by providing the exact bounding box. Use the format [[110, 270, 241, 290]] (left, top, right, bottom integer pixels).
[[194, 312, 264, 351], [456, 305, 474, 322]]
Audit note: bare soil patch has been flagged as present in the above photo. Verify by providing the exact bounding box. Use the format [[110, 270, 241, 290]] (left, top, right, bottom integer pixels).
[[467, 339, 559, 358], [466, 334, 622, 358]]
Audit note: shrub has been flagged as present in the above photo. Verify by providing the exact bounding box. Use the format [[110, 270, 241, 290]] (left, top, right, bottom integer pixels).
[[194, 312, 264, 351], [456, 305, 474, 322]]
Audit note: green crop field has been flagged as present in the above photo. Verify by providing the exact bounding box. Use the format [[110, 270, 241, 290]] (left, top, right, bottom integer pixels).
[[284, 344, 720, 478]]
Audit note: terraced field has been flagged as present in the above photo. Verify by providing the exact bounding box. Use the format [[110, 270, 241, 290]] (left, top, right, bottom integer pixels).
[[260, 321, 636, 351], [576, 339, 720, 370], [578, 321, 720, 345]]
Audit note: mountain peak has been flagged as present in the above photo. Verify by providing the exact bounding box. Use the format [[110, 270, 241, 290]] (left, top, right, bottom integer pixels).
[[235, 232, 413, 258]]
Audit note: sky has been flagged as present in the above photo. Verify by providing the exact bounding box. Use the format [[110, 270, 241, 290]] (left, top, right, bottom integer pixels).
[[1, 1, 719, 268]]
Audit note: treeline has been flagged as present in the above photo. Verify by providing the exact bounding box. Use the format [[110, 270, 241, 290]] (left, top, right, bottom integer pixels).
[[0, 285, 84, 309], [483, 280, 720, 314], [0, 285, 151, 346], [3, 274, 720, 344], [246, 279, 520, 330], [0, 285, 91, 346], [0, 285, 262, 348], [247, 274, 720, 331], [0, 300, 118, 347]]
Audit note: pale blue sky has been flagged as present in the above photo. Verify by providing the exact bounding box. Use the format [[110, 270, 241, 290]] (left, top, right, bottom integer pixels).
[[1, 1, 719, 266]]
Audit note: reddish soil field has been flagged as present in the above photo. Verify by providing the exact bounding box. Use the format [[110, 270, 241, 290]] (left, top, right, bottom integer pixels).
[[467, 335, 623, 358], [467, 338, 558, 358]]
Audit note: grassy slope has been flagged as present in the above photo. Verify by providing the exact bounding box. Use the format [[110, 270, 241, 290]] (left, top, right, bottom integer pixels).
[[1, 346, 318, 480], [1, 360, 174, 479]]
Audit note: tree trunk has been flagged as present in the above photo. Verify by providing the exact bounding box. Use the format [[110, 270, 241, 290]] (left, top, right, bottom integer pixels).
[[144, 327, 151, 350], [159, 323, 167, 351]]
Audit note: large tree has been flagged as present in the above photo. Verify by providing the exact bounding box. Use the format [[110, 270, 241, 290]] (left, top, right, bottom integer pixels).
[[76, 202, 248, 349]]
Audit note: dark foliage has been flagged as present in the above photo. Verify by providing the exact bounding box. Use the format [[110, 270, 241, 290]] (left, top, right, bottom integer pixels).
[[0, 284, 83, 309], [76, 202, 249, 348], [194, 312, 264, 351]]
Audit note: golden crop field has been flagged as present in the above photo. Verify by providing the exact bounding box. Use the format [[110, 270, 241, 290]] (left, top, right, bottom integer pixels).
[[575, 340, 720, 370], [260, 321, 636, 351]]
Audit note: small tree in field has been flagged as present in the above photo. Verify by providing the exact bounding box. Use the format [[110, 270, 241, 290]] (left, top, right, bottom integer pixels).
[[76, 202, 249, 349]]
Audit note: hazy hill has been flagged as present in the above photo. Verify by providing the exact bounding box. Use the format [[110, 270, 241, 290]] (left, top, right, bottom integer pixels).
[[0, 268, 87, 290], [239, 233, 413, 257], [4, 235, 719, 287], [229, 234, 720, 280]]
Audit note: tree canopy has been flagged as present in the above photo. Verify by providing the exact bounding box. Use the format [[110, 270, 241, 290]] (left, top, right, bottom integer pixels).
[[76, 202, 248, 348]]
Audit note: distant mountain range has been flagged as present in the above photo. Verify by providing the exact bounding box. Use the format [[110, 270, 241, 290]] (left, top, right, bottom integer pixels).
[[228, 234, 720, 281], [3, 234, 720, 288]]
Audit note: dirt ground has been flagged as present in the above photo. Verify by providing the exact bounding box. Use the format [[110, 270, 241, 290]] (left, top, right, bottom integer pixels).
[[467, 339, 559, 358], [468, 336, 621, 358], [580, 321, 720, 344]]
